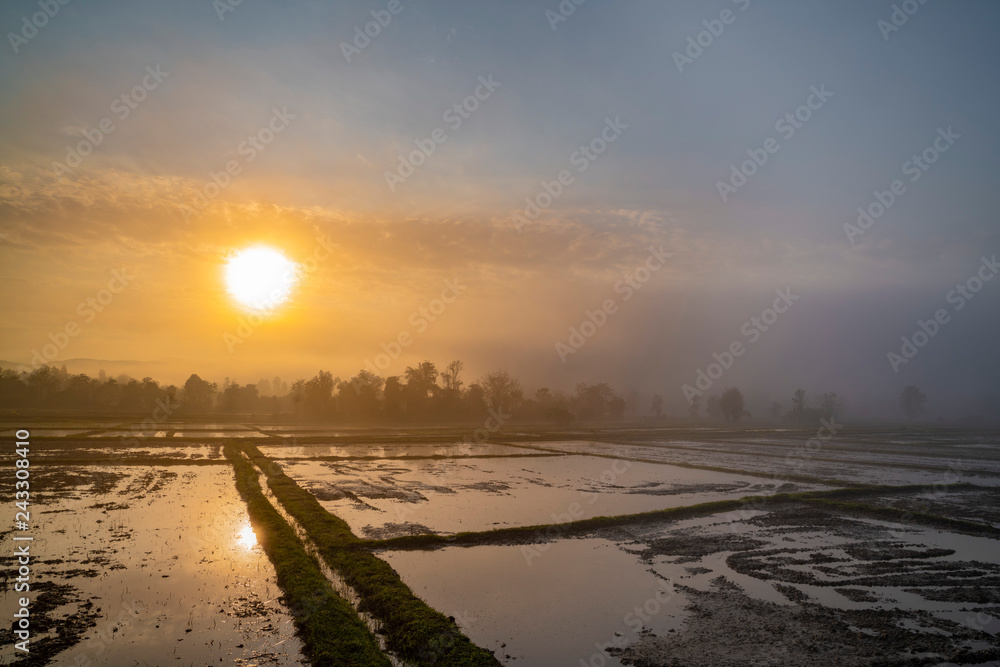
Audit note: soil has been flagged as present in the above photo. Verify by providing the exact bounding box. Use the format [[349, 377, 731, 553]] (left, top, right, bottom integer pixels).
[[608, 578, 1000, 667]]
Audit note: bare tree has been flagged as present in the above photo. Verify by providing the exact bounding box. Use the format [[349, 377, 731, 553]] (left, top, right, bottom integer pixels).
[[479, 370, 523, 415], [441, 360, 464, 393]]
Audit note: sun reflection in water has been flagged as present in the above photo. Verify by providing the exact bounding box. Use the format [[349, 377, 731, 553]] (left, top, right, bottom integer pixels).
[[237, 523, 258, 550]]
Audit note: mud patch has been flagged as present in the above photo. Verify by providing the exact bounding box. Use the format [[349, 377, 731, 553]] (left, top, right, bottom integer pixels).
[[608, 579, 1000, 667], [362, 522, 435, 540]]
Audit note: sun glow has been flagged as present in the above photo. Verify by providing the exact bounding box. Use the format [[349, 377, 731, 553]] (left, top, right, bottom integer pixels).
[[236, 524, 258, 550], [224, 246, 299, 311]]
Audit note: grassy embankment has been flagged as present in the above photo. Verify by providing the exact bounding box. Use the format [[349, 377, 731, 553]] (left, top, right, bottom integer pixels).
[[223, 444, 392, 667], [240, 443, 502, 666]]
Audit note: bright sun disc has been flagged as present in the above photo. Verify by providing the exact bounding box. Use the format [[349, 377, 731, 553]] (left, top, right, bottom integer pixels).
[[225, 247, 298, 311]]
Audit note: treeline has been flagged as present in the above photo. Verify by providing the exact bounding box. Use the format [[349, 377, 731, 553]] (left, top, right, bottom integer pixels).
[[685, 387, 847, 424], [0, 361, 632, 424]]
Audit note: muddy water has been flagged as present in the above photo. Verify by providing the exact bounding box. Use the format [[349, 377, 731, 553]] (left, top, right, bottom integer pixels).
[[383, 538, 683, 667], [279, 454, 814, 537], [0, 465, 306, 666]]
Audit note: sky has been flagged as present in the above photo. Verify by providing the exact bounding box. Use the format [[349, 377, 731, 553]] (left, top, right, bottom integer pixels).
[[1, 0, 999, 418]]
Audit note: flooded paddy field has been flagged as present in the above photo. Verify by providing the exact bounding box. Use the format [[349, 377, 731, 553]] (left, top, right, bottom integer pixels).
[[278, 454, 822, 537], [1, 421, 998, 665], [0, 462, 306, 665]]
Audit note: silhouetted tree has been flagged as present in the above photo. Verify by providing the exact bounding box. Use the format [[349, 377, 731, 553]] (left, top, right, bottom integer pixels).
[[182, 374, 216, 412], [706, 395, 720, 421], [402, 361, 438, 418], [791, 389, 806, 418], [688, 395, 701, 419], [339, 370, 383, 421], [626, 391, 640, 418], [299, 370, 335, 419], [651, 394, 664, 418], [441, 360, 464, 393], [820, 392, 845, 420], [719, 387, 746, 423], [900, 385, 927, 420], [382, 376, 404, 422], [480, 370, 523, 416]]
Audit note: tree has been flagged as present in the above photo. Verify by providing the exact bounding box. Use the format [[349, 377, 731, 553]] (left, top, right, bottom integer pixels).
[[441, 360, 464, 393], [791, 389, 806, 417], [573, 383, 624, 421], [719, 387, 746, 423], [626, 391, 640, 418], [404, 361, 438, 397], [769, 401, 783, 421], [300, 370, 335, 419], [688, 395, 700, 419], [400, 361, 438, 418], [900, 385, 927, 420], [706, 395, 720, 420], [339, 370, 383, 421], [383, 376, 403, 421], [479, 370, 523, 416], [651, 394, 664, 418], [820, 392, 844, 420], [182, 374, 216, 412]]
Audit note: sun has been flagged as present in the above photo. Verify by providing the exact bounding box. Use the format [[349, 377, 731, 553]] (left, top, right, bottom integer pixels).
[[224, 246, 299, 311]]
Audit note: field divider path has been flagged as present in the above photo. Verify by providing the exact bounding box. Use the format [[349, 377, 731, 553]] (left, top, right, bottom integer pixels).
[[265, 452, 564, 463], [223, 443, 394, 666], [362, 483, 999, 551], [495, 440, 862, 487], [594, 438, 1000, 477], [240, 442, 502, 666]]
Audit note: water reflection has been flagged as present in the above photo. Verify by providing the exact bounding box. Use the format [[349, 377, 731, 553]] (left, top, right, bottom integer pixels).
[[237, 523, 258, 550]]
